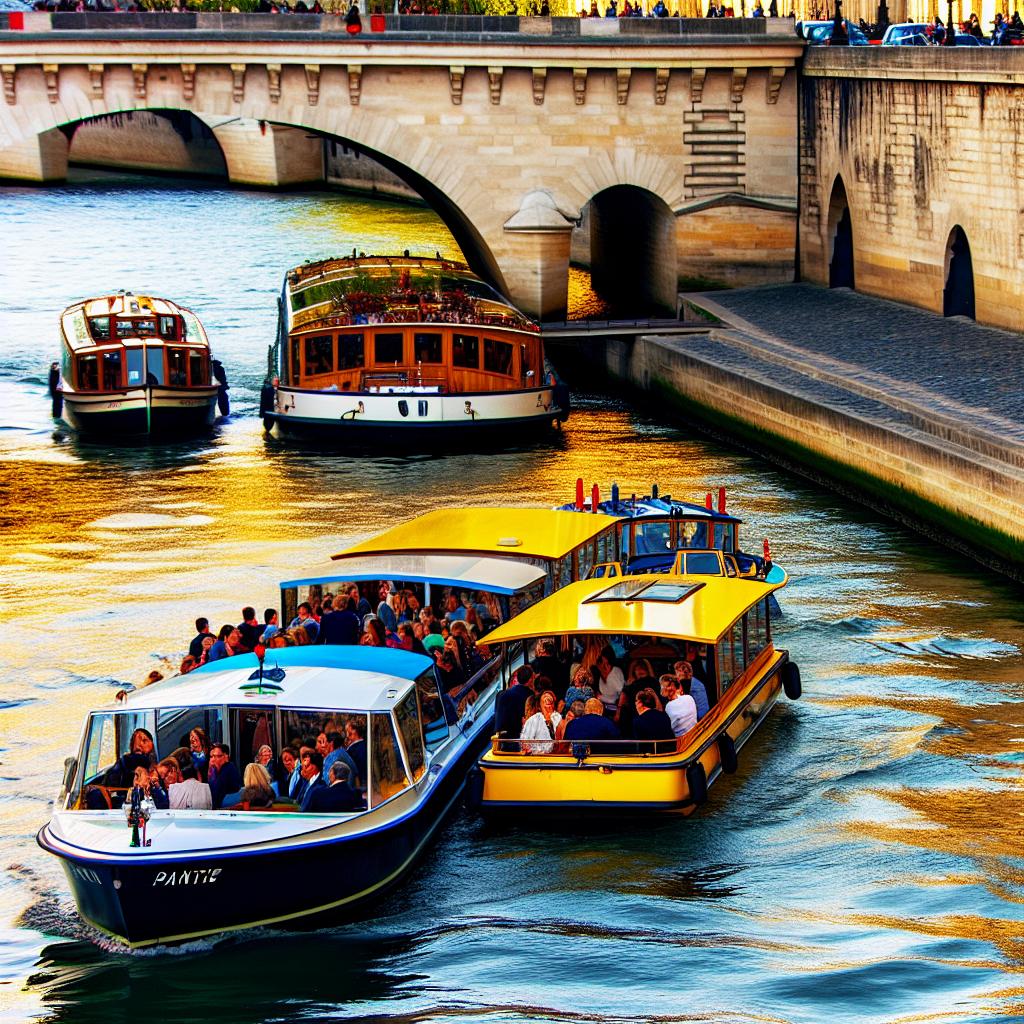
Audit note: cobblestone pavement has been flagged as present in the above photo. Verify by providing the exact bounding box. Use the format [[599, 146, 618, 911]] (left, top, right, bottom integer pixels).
[[691, 284, 1024, 429]]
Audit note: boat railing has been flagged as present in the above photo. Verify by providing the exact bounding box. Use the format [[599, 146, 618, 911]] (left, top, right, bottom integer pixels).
[[489, 735, 681, 758]]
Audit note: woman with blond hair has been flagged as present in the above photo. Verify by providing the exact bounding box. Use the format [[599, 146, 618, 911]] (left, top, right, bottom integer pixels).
[[237, 763, 275, 809]]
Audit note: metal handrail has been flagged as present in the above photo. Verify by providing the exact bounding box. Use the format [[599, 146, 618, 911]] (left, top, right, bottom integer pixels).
[[489, 734, 681, 758]]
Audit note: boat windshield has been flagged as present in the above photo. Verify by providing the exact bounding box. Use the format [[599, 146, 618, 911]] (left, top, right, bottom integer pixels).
[[68, 709, 157, 809]]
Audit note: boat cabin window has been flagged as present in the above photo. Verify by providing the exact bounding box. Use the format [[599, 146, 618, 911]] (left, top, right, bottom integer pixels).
[[338, 332, 365, 370], [678, 520, 711, 550], [73, 709, 158, 807], [189, 351, 208, 386], [374, 332, 403, 365], [415, 668, 450, 751], [393, 688, 426, 781], [552, 552, 572, 590], [126, 348, 144, 386], [147, 351, 165, 386], [680, 551, 724, 576], [305, 334, 334, 376], [452, 333, 478, 368], [234, 709, 276, 766], [716, 620, 746, 694], [576, 541, 596, 581], [156, 706, 224, 758], [281, 709, 368, 773], [369, 711, 411, 807], [289, 337, 300, 383], [509, 577, 546, 618], [89, 316, 111, 341], [745, 599, 770, 666], [167, 348, 189, 386], [117, 318, 157, 338], [101, 351, 122, 390], [414, 332, 443, 364], [634, 520, 672, 555], [76, 354, 99, 391], [483, 338, 513, 376], [158, 315, 178, 340]]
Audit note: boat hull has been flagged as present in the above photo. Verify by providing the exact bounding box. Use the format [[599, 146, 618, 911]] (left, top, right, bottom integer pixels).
[[60, 387, 219, 439], [478, 651, 789, 816], [38, 710, 492, 949], [265, 385, 566, 444]]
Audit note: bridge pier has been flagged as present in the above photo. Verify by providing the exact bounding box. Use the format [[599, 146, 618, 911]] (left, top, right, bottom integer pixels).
[[206, 118, 323, 188], [0, 127, 67, 182]]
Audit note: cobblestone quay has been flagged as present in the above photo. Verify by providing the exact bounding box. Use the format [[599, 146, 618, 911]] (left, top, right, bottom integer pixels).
[[559, 283, 1024, 576]]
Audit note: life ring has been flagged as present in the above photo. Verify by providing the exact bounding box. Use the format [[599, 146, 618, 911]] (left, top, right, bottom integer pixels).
[[718, 733, 738, 774], [782, 661, 802, 700], [686, 761, 708, 806]]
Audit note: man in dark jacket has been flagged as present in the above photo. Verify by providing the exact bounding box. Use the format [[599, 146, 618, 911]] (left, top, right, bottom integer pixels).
[[208, 743, 242, 809], [631, 690, 676, 754], [564, 697, 620, 758], [494, 665, 536, 750], [320, 599, 361, 645], [298, 750, 327, 811], [306, 762, 364, 812]]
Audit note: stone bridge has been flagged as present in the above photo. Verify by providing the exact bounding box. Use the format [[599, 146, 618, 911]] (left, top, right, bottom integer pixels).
[[0, 16, 802, 318]]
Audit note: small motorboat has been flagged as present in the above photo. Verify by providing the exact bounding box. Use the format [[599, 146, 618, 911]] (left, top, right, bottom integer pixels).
[[473, 555, 799, 817], [37, 646, 495, 948], [52, 292, 222, 438], [260, 255, 569, 444]]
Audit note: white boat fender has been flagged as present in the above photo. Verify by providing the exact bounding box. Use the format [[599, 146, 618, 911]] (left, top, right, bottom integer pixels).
[[782, 662, 802, 700], [717, 733, 738, 775], [686, 761, 708, 806]]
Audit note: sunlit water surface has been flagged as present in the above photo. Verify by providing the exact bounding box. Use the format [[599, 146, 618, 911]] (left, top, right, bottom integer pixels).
[[1, 174, 1023, 1024]]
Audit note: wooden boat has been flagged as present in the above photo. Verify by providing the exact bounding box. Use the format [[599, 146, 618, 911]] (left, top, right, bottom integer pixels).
[[37, 507, 619, 948], [53, 292, 221, 438], [260, 255, 569, 443], [472, 557, 799, 817]]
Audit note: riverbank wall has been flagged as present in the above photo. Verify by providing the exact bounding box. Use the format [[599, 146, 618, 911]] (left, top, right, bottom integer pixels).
[[546, 284, 1024, 578]]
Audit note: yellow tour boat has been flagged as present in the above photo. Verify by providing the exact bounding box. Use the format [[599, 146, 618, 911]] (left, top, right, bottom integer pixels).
[[472, 556, 800, 816]]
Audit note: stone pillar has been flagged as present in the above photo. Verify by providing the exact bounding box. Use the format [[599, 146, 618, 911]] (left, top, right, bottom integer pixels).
[[0, 128, 68, 182], [209, 119, 323, 188], [502, 190, 577, 321]]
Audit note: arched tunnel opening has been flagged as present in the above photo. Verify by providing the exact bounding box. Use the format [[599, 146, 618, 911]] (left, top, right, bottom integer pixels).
[[827, 176, 855, 290], [943, 225, 975, 320], [586, 185, 677, 317]]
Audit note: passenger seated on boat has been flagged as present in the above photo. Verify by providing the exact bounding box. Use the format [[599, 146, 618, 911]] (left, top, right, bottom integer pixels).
[[494, 665, 536, 751], [289, 603, 320, 643], [179, 654, 198, 675], [305, 761, 365, 813], [133, 764, 169, 810], [531, 638, 568, 699], [434, 647, 465, 695], [235, 763, 276, 809], [616, 658, 657, 735], [422, 622, 445, 655], [561, 666, 597, 715], [684, 642, 710, 686], [344, 720, 368, 790], [521, 690, 562, 754], [208, 743, 242, 809], [660, 676, 697, 739], [110, 727, 157, 786], [298, 751, 327, 811], [563, 697, 621, 758], [168, 761, 213, 810], [596, 646, 626, 719], [361, 617, 387, 648], [553, 699, 585, 754], [673, 661, 709, 721], [322, 731, 359, 788], [632, 690, 676, 754]]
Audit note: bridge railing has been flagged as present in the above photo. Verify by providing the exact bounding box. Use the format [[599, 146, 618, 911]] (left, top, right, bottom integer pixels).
[[0, 10, 791, 35]]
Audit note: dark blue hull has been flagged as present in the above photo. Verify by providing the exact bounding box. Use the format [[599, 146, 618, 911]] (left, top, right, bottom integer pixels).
[[39, 715, 492, 948]]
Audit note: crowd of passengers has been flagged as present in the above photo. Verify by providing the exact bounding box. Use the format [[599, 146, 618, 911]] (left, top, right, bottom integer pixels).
[[494, 639, 712, 755], [90, 717, 380, 814], [177, 582, 500, 700]]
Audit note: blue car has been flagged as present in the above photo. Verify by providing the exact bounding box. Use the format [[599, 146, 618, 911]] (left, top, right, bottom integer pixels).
[[798, 19, 871, 44]]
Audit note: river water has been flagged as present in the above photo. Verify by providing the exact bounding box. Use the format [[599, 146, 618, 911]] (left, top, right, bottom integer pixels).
[[1, 173, 1023, 1024]]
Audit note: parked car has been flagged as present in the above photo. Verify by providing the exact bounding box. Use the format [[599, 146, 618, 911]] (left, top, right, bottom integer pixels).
[[881, 21, 941, 43], [0, 0, 33, 10], [797, 19, 871, 44]]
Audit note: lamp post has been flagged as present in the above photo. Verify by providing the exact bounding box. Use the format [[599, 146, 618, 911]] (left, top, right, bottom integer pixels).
[[943, 0, 956, 43]]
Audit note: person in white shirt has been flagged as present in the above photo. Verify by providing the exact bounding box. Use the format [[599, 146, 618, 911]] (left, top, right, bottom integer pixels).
[[167, 761, 213, 810], [596, 645, 625, 716], [520, 689, 563, 754], [660, 674, 697, 737]]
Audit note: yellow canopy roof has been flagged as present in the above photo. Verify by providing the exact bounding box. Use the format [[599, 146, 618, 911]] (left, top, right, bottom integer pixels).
[[333, 507, 622, 562], [479, 573, 786, 645]]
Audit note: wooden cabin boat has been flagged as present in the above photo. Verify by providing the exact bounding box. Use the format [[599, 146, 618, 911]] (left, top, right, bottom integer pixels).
[[473, 559, 799, 817], [37, 646, 496, 948], [260, 256, 569, 442], [53, 292, 221, 438]]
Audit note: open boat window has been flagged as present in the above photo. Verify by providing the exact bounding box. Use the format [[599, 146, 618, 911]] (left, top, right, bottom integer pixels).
[[414, 332, 442, 364], [89, 316, 111, 341], [167, 348, 188, 386], [305, 334, 334, 376], [338, 332, 365, 370], [369, 712, 411, 807], [101, 351, 122, 390], [374, 332, 403, 365]]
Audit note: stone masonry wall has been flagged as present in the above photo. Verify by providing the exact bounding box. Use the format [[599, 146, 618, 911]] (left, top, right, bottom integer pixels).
[[800, 50, 1024, 334]]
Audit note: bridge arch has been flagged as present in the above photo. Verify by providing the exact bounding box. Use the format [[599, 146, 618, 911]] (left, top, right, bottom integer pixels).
[[943, 225, 975, 319], [826, 174, 854, 290], [586, 184, 677, 316]]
